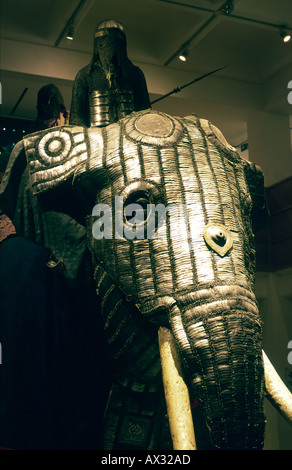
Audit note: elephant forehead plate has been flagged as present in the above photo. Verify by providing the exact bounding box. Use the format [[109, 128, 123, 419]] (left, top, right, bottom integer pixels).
[[125, 110, 183, 146]]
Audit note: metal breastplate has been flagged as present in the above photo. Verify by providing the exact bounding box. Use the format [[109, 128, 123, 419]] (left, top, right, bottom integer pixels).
[[90, 90, 135, 127]]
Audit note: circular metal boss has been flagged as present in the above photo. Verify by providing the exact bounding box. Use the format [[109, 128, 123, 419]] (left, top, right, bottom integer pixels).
[[135, 113, 173, 137], [38, 129, 72, 166], [125, 111, 183, 146]]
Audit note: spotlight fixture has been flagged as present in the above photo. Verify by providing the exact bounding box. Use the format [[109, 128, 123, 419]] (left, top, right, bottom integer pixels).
[[179, 49, 189, 62], [66, 24, 74, 40], [221, 0, 234, 15], [280, 28, 291, 43]]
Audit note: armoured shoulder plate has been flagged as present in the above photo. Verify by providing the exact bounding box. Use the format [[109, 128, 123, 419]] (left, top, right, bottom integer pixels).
[[90, 90, 135, 127]]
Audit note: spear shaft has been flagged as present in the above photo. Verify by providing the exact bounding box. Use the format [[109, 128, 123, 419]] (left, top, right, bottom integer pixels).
[[151, 65, 228, 105]]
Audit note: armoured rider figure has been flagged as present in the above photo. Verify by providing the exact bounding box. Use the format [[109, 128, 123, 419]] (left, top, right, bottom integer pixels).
[[70, 19, 151, 127]]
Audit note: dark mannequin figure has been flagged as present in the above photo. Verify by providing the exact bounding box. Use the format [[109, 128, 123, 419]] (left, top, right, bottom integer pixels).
[[35, 83, 69, 130], [70, 19, 151, 127]]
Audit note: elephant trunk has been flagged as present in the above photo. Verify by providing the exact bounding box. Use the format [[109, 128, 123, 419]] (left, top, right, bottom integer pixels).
[[169, 285, 266, 450]]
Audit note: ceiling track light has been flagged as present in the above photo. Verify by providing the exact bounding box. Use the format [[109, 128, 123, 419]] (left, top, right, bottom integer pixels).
[[280, 28, 291, 43], [66, 24, 74, 40], [179, 49, 189, 62], [221, 0, 234, 16]]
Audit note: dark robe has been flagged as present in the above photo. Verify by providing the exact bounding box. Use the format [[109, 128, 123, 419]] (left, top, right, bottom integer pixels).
[[0, 143, 112, 449]]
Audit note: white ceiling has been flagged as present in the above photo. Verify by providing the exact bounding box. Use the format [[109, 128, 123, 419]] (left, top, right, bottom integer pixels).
[[0, 0, 292, 147]]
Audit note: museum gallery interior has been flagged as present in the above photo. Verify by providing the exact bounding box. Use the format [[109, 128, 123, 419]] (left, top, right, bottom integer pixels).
[[0, 0, 292, 451]]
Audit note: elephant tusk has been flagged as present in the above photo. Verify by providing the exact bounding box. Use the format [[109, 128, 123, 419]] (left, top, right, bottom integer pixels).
[[263, 350, 292, 425], [158, 326, 197, 450]]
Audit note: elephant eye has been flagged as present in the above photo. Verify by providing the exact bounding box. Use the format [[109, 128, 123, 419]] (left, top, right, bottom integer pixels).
[[124, 190, 151, 225], [203, 223, 233, 257], [120, 181, 163, 238], [120, 180, 164, 239]]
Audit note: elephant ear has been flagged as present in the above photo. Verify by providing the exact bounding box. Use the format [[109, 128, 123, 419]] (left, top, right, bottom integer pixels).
[[0, 125, 102, 281]]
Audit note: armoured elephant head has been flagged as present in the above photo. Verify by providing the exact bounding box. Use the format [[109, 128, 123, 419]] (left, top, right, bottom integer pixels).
[[1, 109, 280, 449]]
